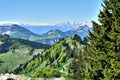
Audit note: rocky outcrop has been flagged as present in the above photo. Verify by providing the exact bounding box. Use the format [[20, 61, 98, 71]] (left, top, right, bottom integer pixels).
[[0, 73, 30, 80]]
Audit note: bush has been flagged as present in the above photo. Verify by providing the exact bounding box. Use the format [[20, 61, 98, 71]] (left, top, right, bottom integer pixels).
[[32, 68, 61, 78]]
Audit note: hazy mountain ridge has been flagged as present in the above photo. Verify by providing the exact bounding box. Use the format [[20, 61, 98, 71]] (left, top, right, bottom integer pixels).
[[23, 21, 92, 34], [0, 24, 39, 40], [0, 21, 92, 45], [0, 21, 92, 34]]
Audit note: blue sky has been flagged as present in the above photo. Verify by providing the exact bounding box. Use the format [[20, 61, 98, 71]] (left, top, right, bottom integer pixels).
[[0, 0, 103, 24]]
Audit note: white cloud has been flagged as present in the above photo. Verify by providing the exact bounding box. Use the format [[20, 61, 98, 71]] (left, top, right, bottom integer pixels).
[[0, 21, 54, 26], [26, 23, 53, 26], [0, 21, 20, 25], [0, 20, 92, 27]]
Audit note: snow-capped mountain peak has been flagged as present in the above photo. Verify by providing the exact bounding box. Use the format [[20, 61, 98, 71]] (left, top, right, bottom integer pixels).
[[55, 21, 92, 28]]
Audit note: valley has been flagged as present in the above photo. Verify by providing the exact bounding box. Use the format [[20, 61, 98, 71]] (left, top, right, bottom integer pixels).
[[0, 34, 49, 74], [13, 34, 85, 78], [0, 23, 88, 79], [0, 0, 118, 79]]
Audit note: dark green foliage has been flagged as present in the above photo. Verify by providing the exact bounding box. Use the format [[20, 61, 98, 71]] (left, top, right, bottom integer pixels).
[[70, 0, 120, 80], [0, 59, 3, 66], [0, 59, 3, 63], [69, 51, 84, 80], [83, 36, 88, 45], [28, 49, 34, 55], [32, 68, 61, 78]]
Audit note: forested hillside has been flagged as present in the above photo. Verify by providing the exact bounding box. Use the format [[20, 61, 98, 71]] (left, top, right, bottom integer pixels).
[[70, 0, 120, 80], [14, 34, 85, 78]]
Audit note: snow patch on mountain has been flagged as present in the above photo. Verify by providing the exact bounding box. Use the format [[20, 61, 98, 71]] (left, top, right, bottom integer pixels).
[[55, 21, 92, 28]]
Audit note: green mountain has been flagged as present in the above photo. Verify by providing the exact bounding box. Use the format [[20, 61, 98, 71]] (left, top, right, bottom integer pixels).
[[0, 34, 50, 73], [36, 30, 65, 45], [39, 29, 64, 39], [14, 34, 85, 78]]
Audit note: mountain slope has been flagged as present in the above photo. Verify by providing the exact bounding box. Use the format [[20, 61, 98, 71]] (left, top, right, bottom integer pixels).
[[0, 34, 49, 53], [14, 34, 85, 77], [36, 25, 91, 45], [39, 29, 65, 39], [0, 24, 39, 40], [65, 25, 91, 38], [0, 34, 50, 73], [35, 30, 65, 45]]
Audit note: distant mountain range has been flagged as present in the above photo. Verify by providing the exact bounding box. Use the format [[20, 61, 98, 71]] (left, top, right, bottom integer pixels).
[[0, 21, 92, 45], [0, 21, 92, 34], [23, 21, 92, 34]]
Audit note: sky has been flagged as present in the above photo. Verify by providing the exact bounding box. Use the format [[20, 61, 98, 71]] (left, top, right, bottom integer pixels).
[[0, 0, 103, 24]]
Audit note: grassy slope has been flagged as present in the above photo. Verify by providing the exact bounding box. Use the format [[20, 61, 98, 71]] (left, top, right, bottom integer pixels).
[[0, 34, 50, 73], [0, 50, 31, 73]]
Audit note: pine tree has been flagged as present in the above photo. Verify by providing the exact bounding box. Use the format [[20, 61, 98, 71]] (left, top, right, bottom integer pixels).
[[70, 0, 120, 79]]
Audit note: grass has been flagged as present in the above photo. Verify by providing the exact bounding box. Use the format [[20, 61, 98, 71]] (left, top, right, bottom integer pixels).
[[0, 49, 32, 73]]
